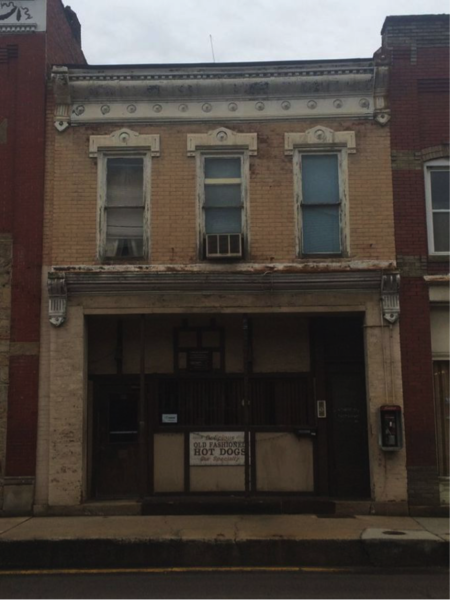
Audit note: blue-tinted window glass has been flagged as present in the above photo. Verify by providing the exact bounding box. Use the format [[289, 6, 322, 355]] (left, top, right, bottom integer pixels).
[[205, 158, 241, 179], [205, 184, 242, 207], [302, 155, 339, 205], [302, 206, 340, 254], [205, 208, 242, 234]]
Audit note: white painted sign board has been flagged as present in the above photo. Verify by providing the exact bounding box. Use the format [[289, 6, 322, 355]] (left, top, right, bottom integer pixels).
[[190, 432, 246, 466]]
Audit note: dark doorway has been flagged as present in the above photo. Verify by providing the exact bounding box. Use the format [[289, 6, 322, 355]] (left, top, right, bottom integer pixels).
[[313, 317, 371, 499], [92, 382, 140, 498]]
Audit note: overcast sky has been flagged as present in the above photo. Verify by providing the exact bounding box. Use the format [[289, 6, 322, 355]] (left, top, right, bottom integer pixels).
[[67, 0, 449, 65]]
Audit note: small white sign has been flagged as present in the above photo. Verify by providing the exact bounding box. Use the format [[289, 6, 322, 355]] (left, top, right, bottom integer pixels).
[[190, 432, 246, 466], [162, 414, 178, 424]]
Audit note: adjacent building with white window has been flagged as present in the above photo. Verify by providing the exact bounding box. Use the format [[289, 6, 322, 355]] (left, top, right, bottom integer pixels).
[[35, 56, 408, 515]]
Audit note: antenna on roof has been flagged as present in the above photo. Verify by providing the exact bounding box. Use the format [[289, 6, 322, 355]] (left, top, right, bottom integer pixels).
[[209, 35, 216, 63]]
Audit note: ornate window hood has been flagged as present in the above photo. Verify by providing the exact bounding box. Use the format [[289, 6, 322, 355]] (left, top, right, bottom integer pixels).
[[52, 57, 390, 131]]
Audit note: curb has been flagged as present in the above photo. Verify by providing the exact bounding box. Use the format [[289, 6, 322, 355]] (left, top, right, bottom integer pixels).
[[0, 538, 447, 570]]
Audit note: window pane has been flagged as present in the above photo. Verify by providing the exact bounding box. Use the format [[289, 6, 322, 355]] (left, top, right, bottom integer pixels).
[[302, 205, 341, 253], [205, 208, 242, 234], [302, 155, 340, 204], [205, 157, 241, 179], [107, 207, 144, 240], [433, 212, 450, 252], [205, 184, 242, 207], [431, 170, 450, 210], [107, 158, 144, 207]]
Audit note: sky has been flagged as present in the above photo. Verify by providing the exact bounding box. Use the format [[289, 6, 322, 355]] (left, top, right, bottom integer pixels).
[[66, 0, 449, 65]]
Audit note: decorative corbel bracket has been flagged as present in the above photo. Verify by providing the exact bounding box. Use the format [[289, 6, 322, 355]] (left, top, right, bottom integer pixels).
[[52, 67, 72, 133], [48, 274, 67, 327], [89, 128, 160, 158], [284, 126, 356, 155], [187, 127, 257, 157], [381, 274, 400, 324]]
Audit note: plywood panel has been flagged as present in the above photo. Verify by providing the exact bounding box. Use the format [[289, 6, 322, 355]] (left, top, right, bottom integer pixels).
[[154, 433, 184, 492], [256, 433, 313, 492]]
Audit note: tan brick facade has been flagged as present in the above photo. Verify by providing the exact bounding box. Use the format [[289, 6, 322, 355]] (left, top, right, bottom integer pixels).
[[44, 118, 395, 267]]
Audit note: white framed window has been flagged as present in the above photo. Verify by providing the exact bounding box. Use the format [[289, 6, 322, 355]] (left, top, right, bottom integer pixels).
[[99, 153, 150, 259], [198, 153, 248, 258], [187, 127, 257, 260], [425, 159, 450, 255], [297, 152, 346, 255], [286, 126, 354, 258], [89, 129, 160, 261]]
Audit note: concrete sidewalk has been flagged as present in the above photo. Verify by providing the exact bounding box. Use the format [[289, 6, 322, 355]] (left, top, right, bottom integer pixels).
[[0, 514, 448, 570]]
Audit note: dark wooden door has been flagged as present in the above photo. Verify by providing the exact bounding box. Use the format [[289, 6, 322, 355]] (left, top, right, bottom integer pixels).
[[313, 317, 371, 499], [93, 384, 140, 498], [327, 364, 371, 498]]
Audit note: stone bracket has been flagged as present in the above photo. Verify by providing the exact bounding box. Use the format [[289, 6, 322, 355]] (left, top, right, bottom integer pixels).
[[48, 274, 67, 327], [381, 273, 400, 324], [52, 67, 71, 133]]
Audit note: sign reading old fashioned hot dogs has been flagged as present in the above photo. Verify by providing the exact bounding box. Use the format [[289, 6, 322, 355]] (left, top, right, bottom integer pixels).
[[190, 432, 246, 466]]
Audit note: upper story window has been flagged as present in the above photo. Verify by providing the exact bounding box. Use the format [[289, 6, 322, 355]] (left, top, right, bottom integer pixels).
[[89, 129, 160, 262], [201, 155, 245, 258], [425, 159, 449, 255], [104, 156, 145, 258], [187, 127, 257, 260], [286, 126, 355, 258], [300, 153, 342, 255]]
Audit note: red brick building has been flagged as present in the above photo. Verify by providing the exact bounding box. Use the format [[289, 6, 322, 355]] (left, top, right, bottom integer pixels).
[[0, 0, 84, 513], [382, 15, 449, 511]]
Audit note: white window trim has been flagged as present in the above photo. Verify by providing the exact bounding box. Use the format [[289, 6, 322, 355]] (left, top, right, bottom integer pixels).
[[90, 129, 159, 261], [425, 158, 450, 256], [196, 151, 250, 260], [293, 147, 350, 258], [97, 152, 151, 261], [287, 126, 354, 258]]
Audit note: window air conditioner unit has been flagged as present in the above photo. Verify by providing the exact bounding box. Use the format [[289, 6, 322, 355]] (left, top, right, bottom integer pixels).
[[205, 233, 243, 258]]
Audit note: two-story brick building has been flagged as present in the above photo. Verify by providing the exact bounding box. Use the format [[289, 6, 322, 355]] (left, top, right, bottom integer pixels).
[[0, 0, 84, 514], [383, 15, 449, 513], [34, 55, 408, 514]]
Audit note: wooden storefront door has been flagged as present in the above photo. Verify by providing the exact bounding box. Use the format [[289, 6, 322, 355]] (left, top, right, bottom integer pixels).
[[92, 382, 140, 498], [313, 317, 371, 499]]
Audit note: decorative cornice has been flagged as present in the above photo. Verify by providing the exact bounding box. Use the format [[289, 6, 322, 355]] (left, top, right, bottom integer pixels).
[[52, 270, 386, 298], [187, 127, 257, 157], [89, 128, 160, 158], [54, 60, 389, 126], [285, 126, 356, 155]]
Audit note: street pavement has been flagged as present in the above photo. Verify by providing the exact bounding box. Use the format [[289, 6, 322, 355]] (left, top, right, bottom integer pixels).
[[0, 569, 448, 599]]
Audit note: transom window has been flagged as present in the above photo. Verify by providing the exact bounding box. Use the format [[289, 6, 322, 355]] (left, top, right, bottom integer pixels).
[[300, 153, 342, 255], [425, 159, 450, 254]]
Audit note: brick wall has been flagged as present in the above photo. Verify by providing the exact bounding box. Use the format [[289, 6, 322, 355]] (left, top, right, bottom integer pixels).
[[383, 15, 449, 506], [0, 1, 84, 496], [44, 118, 395, 266]]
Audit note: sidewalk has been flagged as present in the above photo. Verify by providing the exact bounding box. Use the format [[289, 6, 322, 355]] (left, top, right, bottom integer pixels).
[[0, 514, 448, 570]]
